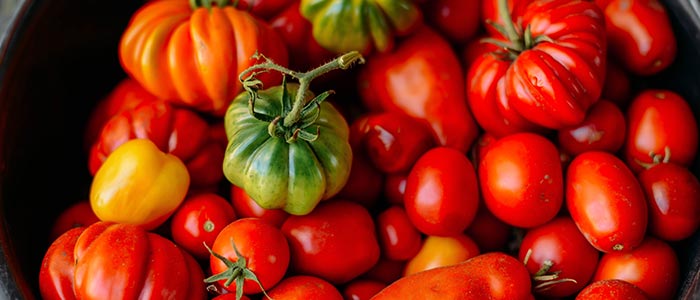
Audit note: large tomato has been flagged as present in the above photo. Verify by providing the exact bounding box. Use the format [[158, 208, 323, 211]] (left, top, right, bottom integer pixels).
[[39, 222, 206, 300], [119, 0, 288, 116]]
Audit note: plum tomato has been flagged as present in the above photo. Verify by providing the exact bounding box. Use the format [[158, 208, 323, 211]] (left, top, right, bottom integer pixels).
[[376, 205, 423, 261]]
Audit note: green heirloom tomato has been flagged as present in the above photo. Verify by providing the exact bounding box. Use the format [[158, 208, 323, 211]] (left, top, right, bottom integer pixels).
[[223, 52, 363, 215], [300, 0, 422, 54]]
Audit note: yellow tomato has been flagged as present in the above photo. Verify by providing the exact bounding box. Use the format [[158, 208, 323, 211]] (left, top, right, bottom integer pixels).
[[403, 234, 480, 276], [90, 139, 190, 230]]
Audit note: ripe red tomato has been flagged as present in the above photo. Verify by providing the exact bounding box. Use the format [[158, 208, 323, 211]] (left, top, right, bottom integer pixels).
[[403, 234, 480, 276], [376, 205, 423, 261], [518, 216, 600, 298], [638, 163, 700, 241], [464, 206, 511, 252], [624, 89, 698, 172], [281, 200, 380, 284], [49, 201, 99, 242], [404, 147, 480, 236], [575, 279, 649, 300], [557, 100, 626, 156], [566, 151, 648, 253], [601, 61, 632, 107], [479, 133, 563, 228], [207, 218, 290, 296], [267, 275, 343, 300], [170, 193, 236, 260], [232, 0, 294, 19], [593, 237, 680, 300], [481, 0, 532, 38], [336, 152, 384, 209], [342, 279, 386, 300], [421, 0, 481, 44], [230, 185, 289, 227]]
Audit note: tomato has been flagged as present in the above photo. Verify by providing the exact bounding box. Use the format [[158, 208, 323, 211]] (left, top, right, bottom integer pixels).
[[461, 35, 500, 69], [223, 53, 362, 215], [481, 0, 532, 38], [479, 133, 563, 228], [383, 173, 407, 205], [357, 26, 480, 153], [638, 163, 700, 241], [281, 200, 380, 284], [557, 100, 626, 156], [421, 0, 481, 44], [593, 237, 680, 300], [49, 201, 99, 242], [119, 0, 288, 116], [469, 132, 499, 167], [624, 89, 698, 172], [232, 0, 294, 19], [39, 222, 206, 300], [230, 185, 289, 227], [360, 258, 405, 285], [566, 151, 648, 253], [90, 139, 189, 230], [170, 193, 236, 260], [575, 279, 649, 300], [371, 252, 533, 300], [376, 205, 422, 261], [349, 112, 436, 174], [404, 147, 480, 236], [464, 206, 511, 252], [268, 275, 343, 300], [343, 279, 386, 300], [601, 61, 632, 108], [473, 0, 607, 129], [88, 99, 224, 188], [337, 152, 384, 209], [207, 218, 290, 297], [600, 0, 677, 75], [518, 216, 600, 298], [211, 294, 251, 300], [403, 234, 480, 276], [299, 0, 422, 54]]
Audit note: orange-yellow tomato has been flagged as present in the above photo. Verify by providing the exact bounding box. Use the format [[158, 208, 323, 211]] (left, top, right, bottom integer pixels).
[[403, 234, 480, 276], [90, 139, 190, 230]]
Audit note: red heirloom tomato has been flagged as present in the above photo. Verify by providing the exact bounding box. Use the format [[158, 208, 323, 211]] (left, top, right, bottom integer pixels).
[[39, 222, 206, 300], [624, 89, 698, 172], [638, 163, 700, 241], [343, 279, 386, 300], [472, 0, 607, 129], [593, 237, 680, 300], [421, 0, 481, 44], [282, 200, 380, 284], [170, 193, 237, 260], [49, 201, 99, 242], [557, 100, 626, 156], [376, 205, 422, 261], [404, 147, 480, 236], [119, 0, 288, 116], [600, 0, 677, 75], [371, 252, 533, 300], [230, 185, 289, 227], [357, 25, 479, 153], [207, 218, 290, 297], [403, 234, 480, 276], [575, 279, 649, 300], [518, 216, 600, 298], [268, 275, 343, 300], [566, 151, 648, 253], [479, 133, 563, 228], [349, 112, 436, 174]]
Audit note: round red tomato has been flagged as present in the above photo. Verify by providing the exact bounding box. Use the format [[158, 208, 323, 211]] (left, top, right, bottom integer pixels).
[[376, 205, 423, 261], [403, 234, 480, 276], [593, 237, 680, 300], [479, 132, 563, 228], [575, 279, 648, 300], [49, 201, 99, 242], [170, 193, 236, 260], [267, 275, 343, 300], [207, 218, 290, 296], [281, 200, 380, 284], [518, 216, 600, 298], [557, 100, 626, 156], [404, 147, 480, 236], [566, 151, 648, 253], [230, 185, 288, 227]]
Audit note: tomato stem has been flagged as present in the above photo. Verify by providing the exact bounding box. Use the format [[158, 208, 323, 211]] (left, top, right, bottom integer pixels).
[[203, 239, 272, 300], [497, 0, 522, 50]]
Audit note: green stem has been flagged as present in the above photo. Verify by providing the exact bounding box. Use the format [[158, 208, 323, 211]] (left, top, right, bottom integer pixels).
[[498, 0, 522, 48]]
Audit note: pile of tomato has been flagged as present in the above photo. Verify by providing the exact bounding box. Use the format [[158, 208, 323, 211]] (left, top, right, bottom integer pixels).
[[37, 0, 699, 299]]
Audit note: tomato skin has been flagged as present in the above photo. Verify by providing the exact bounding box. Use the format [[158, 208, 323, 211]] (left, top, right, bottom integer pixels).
[[421, 0, 481, 44], [403, 234, 480, 276], [557, 100, 626, 156], [464, 206, 511, 252], [376, 205, 422, 261], [624, 90, 698, 172], [232, 0, 294, 19], [404, 147, 480, 236], [49, 201, 99, 242], [383, 173, 407, 205], [602, 61, 632, 108], [357, 26, 479, 153], [170, 193, 237, 260], [209, 218, 290, 295], [481, 0, 532, 38], [230, 185, 289, 227], [602, 0, 677, 75], [518, 216, 600, 298], [638, 163, 700, 241], [566, 151, 648, 253], [575, 279, 649, 300], [479, 133, 563, 228], [361, 258, 406, 285], [281, 200, 380, 284], [593, 237, 680, 300], [337, 152, 384, 209], [268, 275, 343, 300], [371, 252, 533, 300], [343, 279, 386, 300], [39, 227, 83, 300]]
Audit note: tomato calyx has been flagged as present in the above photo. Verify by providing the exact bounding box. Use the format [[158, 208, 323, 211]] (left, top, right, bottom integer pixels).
[[635, 146, 672, 170], [523, 249, 577, 293], [204, 239, 271, 300], [189, 0, 230, 10], [239, 51, 364, 143], [482, 0, 552, 60]]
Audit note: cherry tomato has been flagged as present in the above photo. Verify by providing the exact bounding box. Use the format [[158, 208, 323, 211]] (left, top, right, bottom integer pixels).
[[49, 201, 99, 242], [624, 89, 698, 172], [281, 200, 380, 284], [479, 132, 563, 228], [421, 0, 481, 44], [403, 234, 480, 276], [383, 173, 408, 205], [267, 275, 343, 300], [342, 279, 386, 300], [404, 147, 480, 236], [557, 100, 626, 156], [376, 205, 422, 261], [464, 206, 511, 252], [566, 151, 648, 253], [593, 237, 680, 300], [575, 279, 649, 300], [230, 185, 289, 228], [170, 193, 236, 260]]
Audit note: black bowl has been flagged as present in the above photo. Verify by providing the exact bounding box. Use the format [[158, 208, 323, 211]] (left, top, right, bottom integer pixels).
[[1, 0, 700, 299]]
